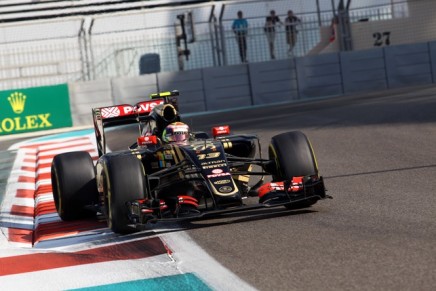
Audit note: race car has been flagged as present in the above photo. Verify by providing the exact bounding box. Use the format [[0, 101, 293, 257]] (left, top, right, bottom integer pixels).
[[51, 90, 330, 234]]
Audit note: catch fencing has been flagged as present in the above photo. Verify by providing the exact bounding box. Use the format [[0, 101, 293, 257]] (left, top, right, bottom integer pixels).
[[0, 0, 432, 91]]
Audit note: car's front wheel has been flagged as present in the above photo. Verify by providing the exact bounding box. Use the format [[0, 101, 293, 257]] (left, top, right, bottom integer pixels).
[[100, 154, 146, 234], [51, 151, 98, 220], [269, 131, 319, 209]]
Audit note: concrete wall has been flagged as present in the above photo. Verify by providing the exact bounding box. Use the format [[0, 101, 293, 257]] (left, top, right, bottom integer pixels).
[[296, 53, 343, 99], [341, 48, 387, 94], [157, 70, 206, 114], [111, 74, 158, 105], [385, 43, 433, 88], [69, 79, 113, 126], [249, 60, 299, 104], [429, 41, 436, 84], [69, 41, 436, 126], [311, 0, 436, 55], [202, 65, 251, 111]]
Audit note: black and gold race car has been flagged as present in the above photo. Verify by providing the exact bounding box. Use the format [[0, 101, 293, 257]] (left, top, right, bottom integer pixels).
[[51, 90, 330, 234]]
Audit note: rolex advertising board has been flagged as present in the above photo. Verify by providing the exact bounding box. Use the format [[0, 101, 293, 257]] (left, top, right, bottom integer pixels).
[[0, 84, 72, 135]]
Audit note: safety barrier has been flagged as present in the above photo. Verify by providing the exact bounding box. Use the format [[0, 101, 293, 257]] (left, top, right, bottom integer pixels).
[[67, 40, 436, 126]]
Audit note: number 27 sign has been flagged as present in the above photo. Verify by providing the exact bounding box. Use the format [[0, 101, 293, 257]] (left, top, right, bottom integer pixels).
[[373, 31, 391, 46]]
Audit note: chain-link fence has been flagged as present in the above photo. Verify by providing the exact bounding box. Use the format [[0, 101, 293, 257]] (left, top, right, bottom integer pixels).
[[1, 0, 436, 91], [88, 3, 217, 78], [0, 18, 86, 90]]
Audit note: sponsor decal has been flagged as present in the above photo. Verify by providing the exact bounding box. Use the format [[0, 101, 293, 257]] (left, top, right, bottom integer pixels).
[[197, 152, 221, 160], [101, 106, 121, 118], [202, 163, 226, 169], [219, 186, 233, 193], [138, 135, 158, 146], [8, 92, 26, 114], [213, 179, 231, 185], [207, 172, 231, 178], [157, 152, 165, 168], [189, 143, 217, 151], [100, 100, 164, 119], [135, 100, 163, 113], [101, 105, 134, 118], [212, 125, 230, 137], [212, 169, 223, 174], [0, 84, 72, 135], [264, 182, 301, 192], [201, 159, 226, 166], [270, 182, 283, 190]]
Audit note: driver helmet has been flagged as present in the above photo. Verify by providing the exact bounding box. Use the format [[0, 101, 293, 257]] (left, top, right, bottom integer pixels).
[[162, 122, 190, 144]]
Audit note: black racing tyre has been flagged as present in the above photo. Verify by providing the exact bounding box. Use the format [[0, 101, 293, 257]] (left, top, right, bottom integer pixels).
[[269, 131, 318, 180], [101, 154, 146, 234], [269, 131, 319, 209], [51, 151, 99, 220]]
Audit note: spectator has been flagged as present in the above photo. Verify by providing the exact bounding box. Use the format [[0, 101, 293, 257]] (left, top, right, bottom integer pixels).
[[232, 11, 249, 63], [264, 10, 282, 60], [329, 15, 339, 43], [285, 10, 301, 55]]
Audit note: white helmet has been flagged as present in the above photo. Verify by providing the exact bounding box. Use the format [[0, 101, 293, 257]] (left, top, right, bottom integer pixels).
[[162, 122, 190, 144]]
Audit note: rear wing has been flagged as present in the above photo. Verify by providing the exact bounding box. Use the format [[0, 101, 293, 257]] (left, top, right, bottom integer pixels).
[[92, 90, 180, 156]]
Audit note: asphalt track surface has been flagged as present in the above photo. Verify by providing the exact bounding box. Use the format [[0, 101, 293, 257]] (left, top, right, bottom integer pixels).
[[2, 85, 436, 290]]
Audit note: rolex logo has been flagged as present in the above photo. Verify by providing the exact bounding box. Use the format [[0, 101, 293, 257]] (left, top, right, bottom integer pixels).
[[8, 92, 26, 114]]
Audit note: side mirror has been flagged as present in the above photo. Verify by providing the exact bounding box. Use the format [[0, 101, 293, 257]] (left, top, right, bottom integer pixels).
[[212, 125, 230, 138]]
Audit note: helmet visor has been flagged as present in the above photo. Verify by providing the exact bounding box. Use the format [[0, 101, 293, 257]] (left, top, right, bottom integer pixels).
[[164, 122, 190, 144], [171, 131, 189, 143]]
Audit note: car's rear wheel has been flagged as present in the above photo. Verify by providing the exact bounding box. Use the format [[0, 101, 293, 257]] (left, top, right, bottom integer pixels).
[[51, 151, 98, 220], [269, 131, 319, 209], [101, 154, 146, 234]]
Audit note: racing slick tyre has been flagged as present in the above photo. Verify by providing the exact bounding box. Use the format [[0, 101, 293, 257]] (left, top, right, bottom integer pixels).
[[51, 151, 99, 220], [269, 131, 319, 209], [101, 154, 146, 234]]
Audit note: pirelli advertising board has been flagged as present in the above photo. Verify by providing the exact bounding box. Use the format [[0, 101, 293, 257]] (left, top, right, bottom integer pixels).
[[0, 84, 72, 136]]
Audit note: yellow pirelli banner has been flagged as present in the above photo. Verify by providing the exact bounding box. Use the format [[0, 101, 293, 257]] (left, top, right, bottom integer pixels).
[[0, 84, 72, 135]]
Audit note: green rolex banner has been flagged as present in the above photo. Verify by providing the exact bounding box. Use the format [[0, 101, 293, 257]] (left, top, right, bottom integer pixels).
[[0, 84, 72, 136]]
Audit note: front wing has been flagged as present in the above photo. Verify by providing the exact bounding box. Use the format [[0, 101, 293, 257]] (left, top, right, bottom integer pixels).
[[125, 176, 330, 229]]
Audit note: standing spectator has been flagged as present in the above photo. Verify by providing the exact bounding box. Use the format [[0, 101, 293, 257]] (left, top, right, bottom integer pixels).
[[329, 15, 339, 43], [264, 10, 282, 60], [285, 10, 301, 55], [232, 11, 249, 63]]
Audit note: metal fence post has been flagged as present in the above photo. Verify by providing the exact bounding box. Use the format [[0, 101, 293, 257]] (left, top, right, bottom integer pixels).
[[88, 18, 96, 80], [219, 4, 227, 66], [78, 19, 91, 81], [338, 0, 353, 51], [208, 5, 218, 67]]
